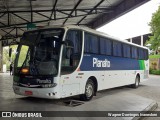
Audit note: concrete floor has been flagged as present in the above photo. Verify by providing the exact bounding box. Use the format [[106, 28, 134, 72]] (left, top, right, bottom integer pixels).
[[0, 73, 159, 120]]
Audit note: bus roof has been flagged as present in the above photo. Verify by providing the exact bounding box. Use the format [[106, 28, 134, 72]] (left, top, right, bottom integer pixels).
[[27, 25, 148, 50]]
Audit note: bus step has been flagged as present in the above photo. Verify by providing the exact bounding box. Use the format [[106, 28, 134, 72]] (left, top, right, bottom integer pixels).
[[64, 100, 84, 107]]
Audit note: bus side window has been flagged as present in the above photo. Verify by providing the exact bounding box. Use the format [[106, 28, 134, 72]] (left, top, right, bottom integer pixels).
[[100, 37, 112, 55], [131, 47, 138, 59], [61, 30, 82, 75], [84, 32, 99, 54], [138, 48, 144, 60], [144, 49, 148, 60], [113, 41, 122, 57], [123, 44, 131, 58]]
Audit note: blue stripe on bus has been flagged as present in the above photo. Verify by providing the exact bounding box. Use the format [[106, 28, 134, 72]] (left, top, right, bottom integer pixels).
[[80, 54, 140, 71]]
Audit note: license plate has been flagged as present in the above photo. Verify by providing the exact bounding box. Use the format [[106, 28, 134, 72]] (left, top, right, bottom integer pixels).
[[25, 91, 33, 95]]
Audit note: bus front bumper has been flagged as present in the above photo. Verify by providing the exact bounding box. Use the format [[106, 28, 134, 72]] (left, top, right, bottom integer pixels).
[[13, 85, 61, 99]]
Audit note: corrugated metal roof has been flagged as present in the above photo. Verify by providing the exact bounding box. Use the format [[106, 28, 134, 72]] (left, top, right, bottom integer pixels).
[[0, 0, 149, 41]]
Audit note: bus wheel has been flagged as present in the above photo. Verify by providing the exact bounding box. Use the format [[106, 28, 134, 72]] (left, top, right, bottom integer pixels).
[[132, 75, 140, 88], [80, 80, 95, 101]]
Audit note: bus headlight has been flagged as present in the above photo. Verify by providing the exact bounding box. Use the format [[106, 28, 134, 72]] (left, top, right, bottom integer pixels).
[[41, 83, 57, 88]]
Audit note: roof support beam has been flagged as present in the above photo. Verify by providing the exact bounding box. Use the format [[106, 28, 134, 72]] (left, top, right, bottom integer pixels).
[[1, 28, 16, 38], [0, 10, 109, 28], [78, 10, 89, 14], [77, 0, 105, 25], [57, 10, 73, 17], [3, 27, 27, 32], [16, 27, 18, 37], [29, 0, 33, 23], [48, 0, 58, 25], [63, 0, 83, 25], [0, 8, 112, 14], [0, 13, 6, 18], [0, 27, 23, 41], [11, 13, 30, 22], [35, 12, 50, 19], [8, 12, 10, 26], [0, 35, 22, 41], [0, 21, 6, 26], [18, 28, 26, 32]]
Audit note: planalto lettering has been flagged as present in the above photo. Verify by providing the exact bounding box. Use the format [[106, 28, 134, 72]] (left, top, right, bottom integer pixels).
[[37, 79, 51, 84], [93, 58, 110, 68]]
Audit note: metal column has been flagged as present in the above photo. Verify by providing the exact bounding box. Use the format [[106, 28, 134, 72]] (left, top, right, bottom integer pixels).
[[0, 41, 3, 72]]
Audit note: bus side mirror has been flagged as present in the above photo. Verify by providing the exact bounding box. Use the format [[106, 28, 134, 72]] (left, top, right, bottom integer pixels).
[[9, 48, 12, 58]]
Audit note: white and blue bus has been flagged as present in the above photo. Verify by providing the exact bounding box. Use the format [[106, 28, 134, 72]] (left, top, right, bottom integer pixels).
[[13, 25, 149, 100]]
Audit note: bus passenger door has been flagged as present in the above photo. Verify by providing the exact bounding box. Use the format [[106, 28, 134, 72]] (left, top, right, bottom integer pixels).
[[60, 29, 82, 97]]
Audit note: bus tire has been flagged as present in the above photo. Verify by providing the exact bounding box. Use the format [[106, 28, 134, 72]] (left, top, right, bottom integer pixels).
[[132, 75, 140, 88], [80, 79, 95, 101]]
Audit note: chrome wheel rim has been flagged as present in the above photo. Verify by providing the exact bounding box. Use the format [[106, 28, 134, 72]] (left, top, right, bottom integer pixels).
[[135, 77, 139, 87], [86, 84, 93, 97]]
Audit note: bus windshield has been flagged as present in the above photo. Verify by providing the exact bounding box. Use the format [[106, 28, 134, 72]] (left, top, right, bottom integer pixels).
[[14, 28, 64, 76]]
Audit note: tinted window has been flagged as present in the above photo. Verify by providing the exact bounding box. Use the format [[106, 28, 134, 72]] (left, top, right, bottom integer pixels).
[[131, 47, 138, 59], [66, 30, 82, 54], [138, 48, 144, 60], [123, 44, 131, 58], [84, 33, 99, 54], [100, 37, 112, 55], [144, 49, 148, 60], [113, 41, 122, 57]]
